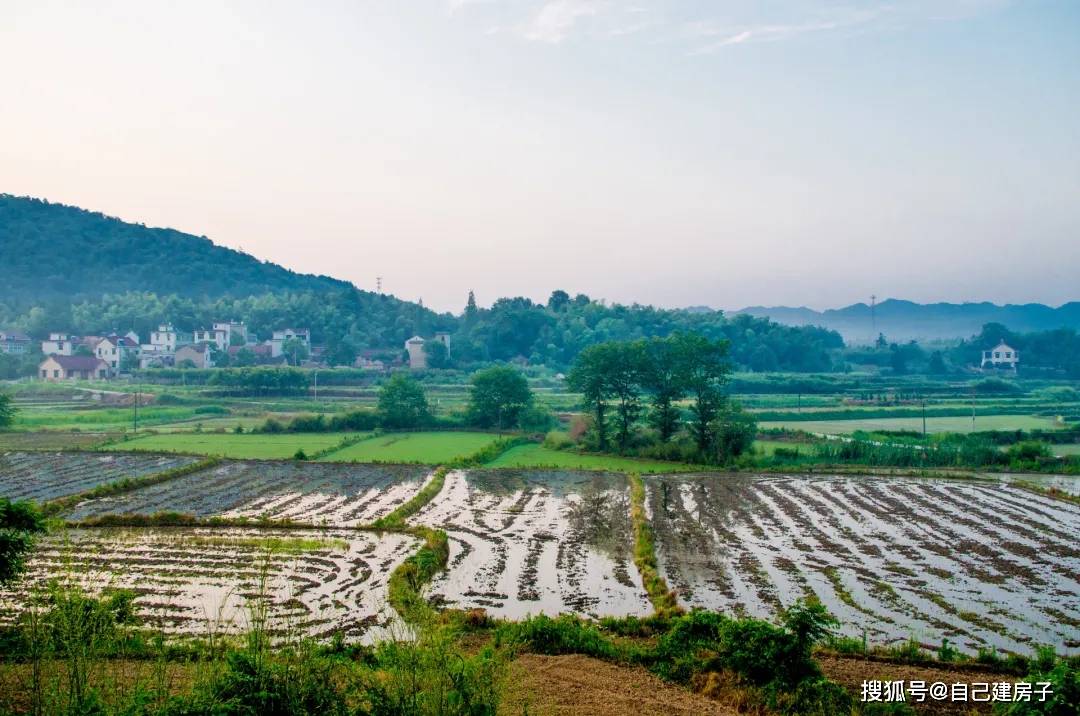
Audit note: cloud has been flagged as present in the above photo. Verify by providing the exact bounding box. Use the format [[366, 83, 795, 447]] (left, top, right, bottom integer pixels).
[[522, 0, 602, 43]]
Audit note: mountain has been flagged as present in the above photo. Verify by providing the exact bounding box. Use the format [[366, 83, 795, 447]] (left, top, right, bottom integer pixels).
[[0, 194, 351, 304], [732, 299, 1080, 343]]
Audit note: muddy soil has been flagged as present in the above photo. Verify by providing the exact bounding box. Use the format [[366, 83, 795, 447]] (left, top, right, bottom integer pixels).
[[412, 469, 651, 618], [0, 527, 419, 641], [646, 473, 1080, 654], [0, 451, 198, 502], [64, 461, 431, 526]]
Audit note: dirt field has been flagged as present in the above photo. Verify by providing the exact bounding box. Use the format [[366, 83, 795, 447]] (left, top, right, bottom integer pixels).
[[500, 654, 735, 716]]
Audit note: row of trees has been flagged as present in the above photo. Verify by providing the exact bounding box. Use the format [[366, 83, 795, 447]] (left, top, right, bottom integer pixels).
[[567, 334, 756, 463]]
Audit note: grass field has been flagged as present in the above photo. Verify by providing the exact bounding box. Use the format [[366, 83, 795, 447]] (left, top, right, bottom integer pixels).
[[753, 439, 812, 456], [484, 443, 694, 473], [107, 432, 366, 459], [318, 431, 501, 463], [1053, 443, 1080, 456], [760, 414, 1063, 435]]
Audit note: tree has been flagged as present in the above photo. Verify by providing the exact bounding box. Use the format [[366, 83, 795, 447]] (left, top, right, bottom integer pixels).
[[377, 374, 431, 429], [605, 341, 646, 452], [0, 498, 45, 586], [467, 366, 534, 430], [74, 344, 94, 357], [233, 347, 256, 367], [0, 391, 15, 429], [680, 335, 731, 455], [326, 339, 357, 367], [547, 289, 570, 313], [889, 344, 908, 375], [464, 290, 479, 324], [567, 343, 615, 451], [281, 337, 309, 366], [424, 340, 451, 369], [713, 403, 757, 462], [640, 336, 690, 442], [928, 351, 947, 375]]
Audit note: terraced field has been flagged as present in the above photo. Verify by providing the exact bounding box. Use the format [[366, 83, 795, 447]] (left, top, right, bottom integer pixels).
[[0, 451, 199, 502], [645, 473, 1080, 653], [65, 460, 432, 526], [410, 469, 651, 619], [0, 527, 417, 640]]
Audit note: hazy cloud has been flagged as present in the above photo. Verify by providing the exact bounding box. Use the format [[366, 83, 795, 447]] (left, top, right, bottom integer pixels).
[[522, 0, 603, 43]]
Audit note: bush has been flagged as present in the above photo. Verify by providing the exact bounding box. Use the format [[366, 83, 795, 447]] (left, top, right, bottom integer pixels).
[[496, 614, 623, 662]]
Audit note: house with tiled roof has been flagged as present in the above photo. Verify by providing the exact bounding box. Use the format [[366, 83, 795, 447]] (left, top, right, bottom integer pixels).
[[0, 331, 31, 355], [39, 355, 110, 381]]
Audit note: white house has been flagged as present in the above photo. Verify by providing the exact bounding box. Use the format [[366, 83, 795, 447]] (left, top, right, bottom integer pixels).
[[149, 324, 180, 352], [981, 341, 1019, 370], [269, 328, 311, 358], [193, 321, 248, 350], [95, 335, 140, 374], [41, 332, 75, 356]]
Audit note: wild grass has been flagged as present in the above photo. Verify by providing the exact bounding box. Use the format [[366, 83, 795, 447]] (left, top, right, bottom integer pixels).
[[627, 473, 682, 617]]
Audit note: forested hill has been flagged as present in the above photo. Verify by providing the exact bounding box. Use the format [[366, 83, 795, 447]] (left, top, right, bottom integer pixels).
[[0, 194, 351, 303], [733, 299, 1080, 343]]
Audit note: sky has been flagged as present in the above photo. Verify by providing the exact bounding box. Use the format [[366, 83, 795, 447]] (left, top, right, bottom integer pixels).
[[1, 0, 1078, 314]]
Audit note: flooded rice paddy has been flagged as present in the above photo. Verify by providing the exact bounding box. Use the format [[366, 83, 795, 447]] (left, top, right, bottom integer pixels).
[[3, 450, 1077, 652], [0, 527, 418, 641], [410, 469, 651, 619], [645, 473, 1080, 653], [0, 451, 199, 502], [64, 460, 432, 525]]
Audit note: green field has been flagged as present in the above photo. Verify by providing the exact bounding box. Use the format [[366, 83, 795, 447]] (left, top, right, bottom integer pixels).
[[753, 439, 812, 456], [318, 431, 501, 464], [484, 443, 694, 473], [108, 432, 366, 459], [760, 414, 1063, 436], [1053, 444, 1080, 457]]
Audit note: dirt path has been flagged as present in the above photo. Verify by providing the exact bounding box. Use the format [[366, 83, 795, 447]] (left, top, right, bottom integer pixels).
[[499, 654, 736, 716]]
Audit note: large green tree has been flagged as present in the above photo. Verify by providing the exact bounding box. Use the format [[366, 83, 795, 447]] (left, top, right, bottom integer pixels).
[[377, 374, 431, 429], [567, 343, 616, 451], [0, 498, 45, 585], [680, 335, 732, 455], [605, 341, 646, 452], [466, 365, 533, 430], [640, 336, 691, 442]]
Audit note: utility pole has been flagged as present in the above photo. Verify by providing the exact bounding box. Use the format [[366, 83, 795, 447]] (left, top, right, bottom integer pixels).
[[922, 398, 927, 439], [313, 370, 318, 402], [870, 294, 877, 338], [133, 370, 139, 434]]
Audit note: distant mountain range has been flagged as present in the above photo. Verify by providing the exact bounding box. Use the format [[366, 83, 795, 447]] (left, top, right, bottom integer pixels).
[[729, 300, 1080, 343]]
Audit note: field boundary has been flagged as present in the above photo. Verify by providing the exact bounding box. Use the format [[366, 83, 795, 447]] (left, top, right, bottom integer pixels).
[[42, 456, 222, 517], [370, 466, 450, 529], [627, 472, 682, 617]]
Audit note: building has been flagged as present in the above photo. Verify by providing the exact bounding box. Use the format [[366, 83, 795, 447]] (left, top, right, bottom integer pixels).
[[41, 332, 75, 356], [404, 335, 427, 369], [175, 343, 214, 369], [404, 333, 450, 370], [193, 321, 248, 350], [95, 335, 140, 374], [39, 355, 110, 381], [149, 324, 180, 352], [269, 328, 311, 358], [981, 341, 1019, 370], [0, 331, 32, 355]]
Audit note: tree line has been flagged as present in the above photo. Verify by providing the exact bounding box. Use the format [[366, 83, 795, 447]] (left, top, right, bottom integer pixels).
[[567, 334, 756, 464]]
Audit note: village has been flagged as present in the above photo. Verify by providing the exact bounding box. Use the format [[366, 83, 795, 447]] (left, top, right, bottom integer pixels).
[[0, 323, 453, 382]]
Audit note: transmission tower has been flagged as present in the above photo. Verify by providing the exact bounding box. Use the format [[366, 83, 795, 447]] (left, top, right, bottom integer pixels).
[[376, 276, 383, 294], [870, 294, 877, 337]]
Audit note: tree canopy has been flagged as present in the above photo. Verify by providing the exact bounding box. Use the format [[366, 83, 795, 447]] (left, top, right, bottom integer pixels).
[[466, 366, 534, 430]]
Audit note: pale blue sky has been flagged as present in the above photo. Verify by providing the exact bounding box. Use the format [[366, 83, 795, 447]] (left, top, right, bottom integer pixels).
[[1, 1, 1077, 312]]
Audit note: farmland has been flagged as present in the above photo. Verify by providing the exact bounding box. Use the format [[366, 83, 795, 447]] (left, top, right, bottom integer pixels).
[[485, 443, 695, 473], [0, 452, 199, 502], [644, 473, 1080, 654], [65, 460, 432, 526], [109, 431, 367, 459], [318, 431, 502, 464], [0, 527, 418, 641], [759, 414, 1063, 435], [410, 469, 651, 619]]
